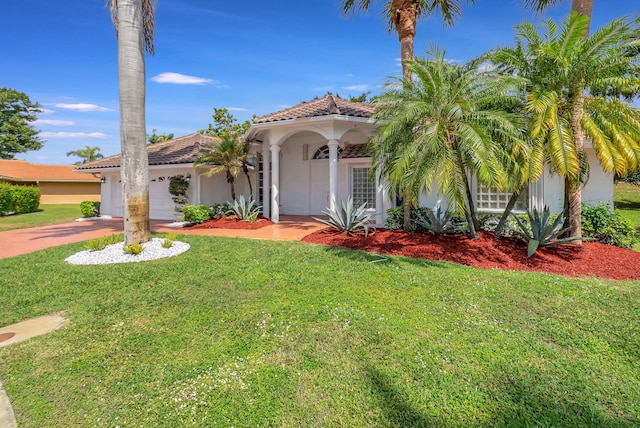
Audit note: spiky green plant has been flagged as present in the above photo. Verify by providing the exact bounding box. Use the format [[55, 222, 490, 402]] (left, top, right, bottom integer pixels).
[[414, 206, 455, 234], [314, 198, 376, 237], [227, 195, 262, 222], [123, 243, 144, 255], [512, 206, 580, 257]]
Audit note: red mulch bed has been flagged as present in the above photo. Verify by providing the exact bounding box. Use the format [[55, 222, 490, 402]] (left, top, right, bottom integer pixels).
[[186, 216, 273, 230], [301, 229, 640, 281]]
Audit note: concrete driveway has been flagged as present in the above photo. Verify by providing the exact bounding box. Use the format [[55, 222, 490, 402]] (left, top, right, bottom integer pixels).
[[0, 216, 325, 259]]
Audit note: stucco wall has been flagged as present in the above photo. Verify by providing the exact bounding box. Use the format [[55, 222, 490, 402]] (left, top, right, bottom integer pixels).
[[35, 182, 100, 204]]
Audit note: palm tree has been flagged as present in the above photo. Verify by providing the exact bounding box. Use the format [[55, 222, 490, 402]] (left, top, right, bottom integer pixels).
[[109, 0, 155, 245], [371, 49, 529, 238], [194, 135, 253, 201], [491, 12, 640, 241], [525, 0, 594, 33], [342, 0, 473, 79], [66, 145, 104, 165], [342, 0, 474, 231]]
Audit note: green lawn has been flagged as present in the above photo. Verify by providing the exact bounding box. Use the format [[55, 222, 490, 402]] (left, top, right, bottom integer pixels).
[[614, 182, 640, 250], [0, 204, 81, 232], [1, 236, 639, 427]]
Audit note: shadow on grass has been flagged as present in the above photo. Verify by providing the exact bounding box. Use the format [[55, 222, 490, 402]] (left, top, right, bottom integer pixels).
[[615, 201, 640, 210], [363, 364, 637, 427], [364, 365, 438, 427], [320, 244, 455, 270]]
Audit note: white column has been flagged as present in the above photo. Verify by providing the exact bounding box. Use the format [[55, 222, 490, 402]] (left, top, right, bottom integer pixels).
[[261, 148, 270, 219], [328, 139, 339, 211], [270, 144, 280, 223]]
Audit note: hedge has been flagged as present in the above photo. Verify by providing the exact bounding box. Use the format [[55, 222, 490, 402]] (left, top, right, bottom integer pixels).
[[0, 184, 40, 215]]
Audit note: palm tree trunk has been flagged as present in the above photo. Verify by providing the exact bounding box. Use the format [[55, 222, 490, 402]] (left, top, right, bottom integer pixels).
[[571, 0, 594, 34], [494, 188, 522, 238], [392, 0, 419, 231], [227, 170, 236, 201], [567, 91, 585, 243], [454, 146, 478, 239], [117, 0, 150, 245], [462, 173, 479, 238], [243, 164, 253, 196]]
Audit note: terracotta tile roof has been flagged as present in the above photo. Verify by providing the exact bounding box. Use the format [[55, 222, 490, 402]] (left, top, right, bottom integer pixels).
[[339, 144, 371, 159], [254, 95, 374, 123], [0, 160, 99, 182], [76, 133, 217, 170]]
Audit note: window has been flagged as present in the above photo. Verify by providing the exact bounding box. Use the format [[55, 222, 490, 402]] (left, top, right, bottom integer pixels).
[[313, 145, 343, 160], [351, 167, 376, 209], [476, 183, 528, 211]]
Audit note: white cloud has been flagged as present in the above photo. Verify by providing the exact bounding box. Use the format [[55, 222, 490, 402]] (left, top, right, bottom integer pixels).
[[40, 132, 108, 138], [151, 72, 214, 85], [54, 103, 112, 112], [342, 84, 369, 91], [36, 119, 74, 126], [345, 73, 354, 77], [39, 108, 55, 114], [226, 107, 248, 112]]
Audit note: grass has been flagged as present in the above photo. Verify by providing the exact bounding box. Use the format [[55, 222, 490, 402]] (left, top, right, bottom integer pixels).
[[614, 182, 640, 250], [0, 235, 639, 427], [0, 204, 81, 231]]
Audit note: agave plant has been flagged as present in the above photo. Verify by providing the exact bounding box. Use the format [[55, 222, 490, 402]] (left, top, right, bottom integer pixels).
[[314, 197, 376, 237], [414, 206, 454, 234], [227, 195, 262, 222], [512, 206, 580, 257]]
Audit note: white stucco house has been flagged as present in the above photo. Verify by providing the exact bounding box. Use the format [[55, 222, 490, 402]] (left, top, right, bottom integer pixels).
[[76, 95, 613, 224]]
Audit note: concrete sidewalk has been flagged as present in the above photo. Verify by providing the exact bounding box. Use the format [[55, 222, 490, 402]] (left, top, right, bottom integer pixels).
[[0, 216, 325, 259]]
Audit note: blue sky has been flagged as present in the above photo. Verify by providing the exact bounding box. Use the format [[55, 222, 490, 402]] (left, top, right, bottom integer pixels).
[[2, 0, 637, 165]]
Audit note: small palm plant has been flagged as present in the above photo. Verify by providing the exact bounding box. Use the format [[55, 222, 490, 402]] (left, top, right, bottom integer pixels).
[[314, 198, 376, 237], [512, 206, 580, 257], [414, 206, 455, 234]]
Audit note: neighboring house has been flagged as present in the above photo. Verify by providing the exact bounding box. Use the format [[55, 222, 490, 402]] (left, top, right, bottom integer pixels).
[[77, 95, 614, 223], [0, 159, 101, 204]]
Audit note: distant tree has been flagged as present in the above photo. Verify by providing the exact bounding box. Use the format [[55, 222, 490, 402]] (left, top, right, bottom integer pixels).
[[201, 108, 251, 139], [348, 91, 372, 103], [66, 146, 104, 165], [0, 88, 43, 159], [147, 129, 174, 144]]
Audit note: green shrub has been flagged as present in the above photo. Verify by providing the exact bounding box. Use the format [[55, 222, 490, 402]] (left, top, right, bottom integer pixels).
[[228, 195, 262, 222], [385, 206, 433, 231], [480, 214, 522, 237], [123, 243, 143, 255], [10, 185, 40, 214], [386, 206, 468, 233], [80, 201, 100, 218], [210, 203, 231, 219], [617, 169, 640, 186], [183, 204, 211, 224], [0, 184, 14, 215], [314, 197, 376, 237], [582, 204, 638, 249]]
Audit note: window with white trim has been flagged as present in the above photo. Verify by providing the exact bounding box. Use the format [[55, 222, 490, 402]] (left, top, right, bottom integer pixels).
[[476, 183, 528, 212], [351, 167, 376, 209]]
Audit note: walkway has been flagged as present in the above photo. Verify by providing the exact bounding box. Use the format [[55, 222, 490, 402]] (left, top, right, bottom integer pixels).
[[0, 216, 325, 259]]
